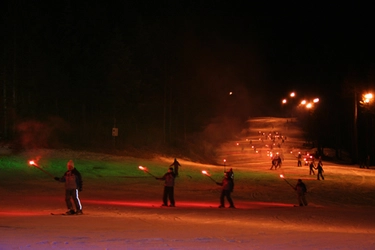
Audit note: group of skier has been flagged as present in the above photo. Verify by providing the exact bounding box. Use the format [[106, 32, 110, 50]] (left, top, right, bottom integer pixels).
[[308, 157, 325, 180], [156, 159, 235, 209], [52, 157, 237, 215], [270, 153, 283, 169], [54, 151, 327, 214]]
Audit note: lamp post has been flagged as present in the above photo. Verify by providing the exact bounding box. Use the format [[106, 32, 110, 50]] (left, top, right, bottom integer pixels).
[[281, 92, 296, 118], [281, 99, 287, 117], [354, 92, 358, 164], [290, 92, 296, 118], [354, 91, 373, 164], [358, 92, 373, 165]]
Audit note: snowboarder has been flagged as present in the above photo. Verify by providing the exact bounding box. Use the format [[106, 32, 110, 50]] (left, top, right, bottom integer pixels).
[[156, 167, 176, 207], [294, 179, 308, 206], [216, 171, 235, 208], [169, 158, 181, 177], [54, 160, 83, 215]]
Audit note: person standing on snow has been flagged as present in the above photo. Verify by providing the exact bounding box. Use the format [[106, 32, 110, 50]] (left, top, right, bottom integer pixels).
[[309, 160, 316, 175], [170, 158, 181, 177], [297, 153, 302, 167], [294, 179, 308, 206], [317, 158, 324, 180], [156, 167, 176, 207], [54, 160, 83, 215], [216, 172, 235, 208]]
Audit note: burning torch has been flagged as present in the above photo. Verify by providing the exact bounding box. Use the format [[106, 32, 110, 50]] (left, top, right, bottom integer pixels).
[[29, 160, 55, 178], [138, 166, 157, 178], [279, 174, 295, 190], [201, 170, 217, 184], [223, 159, 226, 172]]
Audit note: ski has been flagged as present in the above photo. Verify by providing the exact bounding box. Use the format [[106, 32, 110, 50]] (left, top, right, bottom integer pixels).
[[50, 212, 84, 216]]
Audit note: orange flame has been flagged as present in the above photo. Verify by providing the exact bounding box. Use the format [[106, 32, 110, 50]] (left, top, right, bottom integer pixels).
[[280, 174, 284, 178], [202, 170, 210, 176], [29, 160, 37, 167]]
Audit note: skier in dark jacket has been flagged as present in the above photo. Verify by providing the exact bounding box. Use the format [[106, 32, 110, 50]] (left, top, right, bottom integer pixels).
[[156, 167, 176, 207], [169, 158, 181, 177], [309, 160, 316, 175], [294, 179, 308, 206], [297, 153, 302, 167], [54, 160, 83, 215], [216, 172, 235, 208], [317, 159, 324, 180]]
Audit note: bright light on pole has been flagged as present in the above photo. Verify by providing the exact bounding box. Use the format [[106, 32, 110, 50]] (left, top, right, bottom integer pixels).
[[363, 93, 373, 104]]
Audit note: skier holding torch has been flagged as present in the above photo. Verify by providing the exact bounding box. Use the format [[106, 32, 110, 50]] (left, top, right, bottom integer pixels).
[[54, 160, 83, 215], [156, 167, 176, 207], [294, 179, 308, 207], [216, 171, 235, 208]]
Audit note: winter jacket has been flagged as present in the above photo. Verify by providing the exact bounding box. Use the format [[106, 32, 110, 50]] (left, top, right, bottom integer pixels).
[[217, 177, 234, 192], [295, 182, 307, 195], [58, 168, 83, 190], [159, 172, 175, 187]]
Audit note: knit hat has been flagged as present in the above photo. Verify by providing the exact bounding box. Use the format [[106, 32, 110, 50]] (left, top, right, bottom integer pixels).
[[67, 160, 75, 169]]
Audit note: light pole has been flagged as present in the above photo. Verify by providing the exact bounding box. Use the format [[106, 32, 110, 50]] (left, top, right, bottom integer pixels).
[[281, 99, 287, 117], [358, 92, 373, 165], [281, 92, 296, 119], [354, 91, 373, 164]]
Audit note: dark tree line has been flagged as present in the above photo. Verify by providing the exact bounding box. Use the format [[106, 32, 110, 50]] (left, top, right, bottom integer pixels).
[[2, 1, 374, 164], [1, 1, 257, 161]]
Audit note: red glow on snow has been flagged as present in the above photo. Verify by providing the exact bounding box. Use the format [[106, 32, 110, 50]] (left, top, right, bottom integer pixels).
[[0, 211, 47, 216], [84, 200, 220, 208], [83, 200, 294, 209]]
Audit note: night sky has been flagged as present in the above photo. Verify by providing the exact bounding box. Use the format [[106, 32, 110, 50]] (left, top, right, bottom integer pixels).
[[1, 2, 374, 156]]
